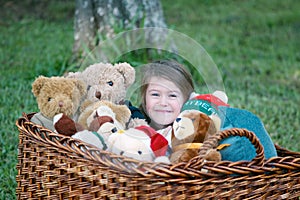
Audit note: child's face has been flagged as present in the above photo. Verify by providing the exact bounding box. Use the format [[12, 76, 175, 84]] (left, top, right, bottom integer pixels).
[[145, 77, 185, 129]]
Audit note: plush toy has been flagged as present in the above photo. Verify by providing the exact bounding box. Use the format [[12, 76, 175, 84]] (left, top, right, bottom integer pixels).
[[169, 109, 222, 164], [108, 125, 170, 163], [54, 102, 130, 150], [77, 100, 131, 130], [54, 102, 169, 163], [66, 62, 134, 103], [31, 76, 86, 132], [183, 90, 230, 118], [66, 62, 145, 120], [184, 90, 277, 162], [218, 106, 278, 161], [53, 113, 84, 136]]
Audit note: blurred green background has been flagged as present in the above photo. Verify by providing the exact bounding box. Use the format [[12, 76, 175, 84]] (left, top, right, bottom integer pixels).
[[0, 0, 299, 199]]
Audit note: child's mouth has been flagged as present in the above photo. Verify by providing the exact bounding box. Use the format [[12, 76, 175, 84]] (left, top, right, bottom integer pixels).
[[155, 109, 172, 113]]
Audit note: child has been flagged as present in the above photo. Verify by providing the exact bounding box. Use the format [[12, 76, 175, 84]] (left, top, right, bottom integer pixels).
[[137, 59, 277, 162], [138, 59, 194, 131]]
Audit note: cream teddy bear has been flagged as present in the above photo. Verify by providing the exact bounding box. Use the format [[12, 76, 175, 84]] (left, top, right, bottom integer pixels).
[[66, 62, 135, 104], [77, 100, 131, 130]]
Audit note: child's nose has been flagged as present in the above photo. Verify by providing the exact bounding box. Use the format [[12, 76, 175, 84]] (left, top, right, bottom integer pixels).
[[159, 95, 168, 106]]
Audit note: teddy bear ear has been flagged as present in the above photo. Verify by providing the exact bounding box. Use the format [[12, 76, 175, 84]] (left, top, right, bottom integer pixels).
[[32, 76, 48, 97], [115, 62, 135, 88], [73, 79, 87, 96]]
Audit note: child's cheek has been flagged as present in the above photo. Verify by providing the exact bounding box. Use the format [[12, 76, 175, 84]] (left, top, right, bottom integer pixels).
[[146, 104, 152, 114]]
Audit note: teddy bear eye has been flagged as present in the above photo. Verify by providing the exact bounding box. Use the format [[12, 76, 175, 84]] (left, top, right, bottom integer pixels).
[[107, 81, 113, 86], [87, 85, 91, 90], [138, 151, 142, 155], [48, 97, 52, 102]]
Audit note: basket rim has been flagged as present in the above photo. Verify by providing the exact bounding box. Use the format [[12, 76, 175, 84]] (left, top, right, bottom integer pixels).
[[16, 112, 300, 178]]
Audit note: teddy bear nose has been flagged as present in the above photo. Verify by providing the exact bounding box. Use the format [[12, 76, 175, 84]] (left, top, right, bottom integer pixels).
[[95, 91, 101, 99], [58, 101, 64, 107]]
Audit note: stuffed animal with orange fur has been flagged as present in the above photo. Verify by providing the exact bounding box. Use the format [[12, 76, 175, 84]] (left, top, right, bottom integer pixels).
[[170, 109, 222, 164]]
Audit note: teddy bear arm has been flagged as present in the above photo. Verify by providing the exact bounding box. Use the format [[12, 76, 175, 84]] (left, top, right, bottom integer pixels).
[[31, 112, 55, 132], [72, 130, 107, 150], [204, 149, 221, 162], [113, 105, 131, 127], [170, 149, 198, 164]]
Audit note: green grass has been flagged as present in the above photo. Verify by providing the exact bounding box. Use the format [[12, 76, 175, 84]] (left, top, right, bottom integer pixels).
[[0, 1, 75, 198], [0, 0, 299, 199]]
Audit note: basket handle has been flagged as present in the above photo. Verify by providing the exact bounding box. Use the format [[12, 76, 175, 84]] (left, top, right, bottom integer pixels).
[[186, 128, 265, 168]]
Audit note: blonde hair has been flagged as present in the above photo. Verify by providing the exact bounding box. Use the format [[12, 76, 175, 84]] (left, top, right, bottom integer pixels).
[[139, 59, 194, 122]]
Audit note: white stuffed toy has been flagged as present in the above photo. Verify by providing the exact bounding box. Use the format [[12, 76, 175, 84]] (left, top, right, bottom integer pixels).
[[108, 125, 170, 163]]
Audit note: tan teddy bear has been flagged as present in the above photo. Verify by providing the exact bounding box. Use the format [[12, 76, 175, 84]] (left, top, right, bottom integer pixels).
[[78, 100, 131, 130], [31, 76, 86, 132], [53, 101, 132, 150], [66, 62, 135, 104]]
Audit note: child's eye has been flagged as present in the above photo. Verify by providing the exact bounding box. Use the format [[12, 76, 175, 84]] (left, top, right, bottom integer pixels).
[[107, 81, 113, 86], [151, 93, 159, 97], [169, 94, 178, 98]]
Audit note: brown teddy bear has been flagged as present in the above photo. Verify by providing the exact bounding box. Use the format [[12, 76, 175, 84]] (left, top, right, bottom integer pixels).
[[66, 62, 135, 104], [170, 110, 222, 164], [31, 76, 86, 132]]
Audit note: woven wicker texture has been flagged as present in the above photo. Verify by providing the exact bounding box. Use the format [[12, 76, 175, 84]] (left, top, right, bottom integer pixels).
[[16, 113, 300, 199]]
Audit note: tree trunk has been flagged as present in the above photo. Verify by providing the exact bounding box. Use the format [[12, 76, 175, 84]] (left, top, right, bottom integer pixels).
[[73, 0, 168, 61]]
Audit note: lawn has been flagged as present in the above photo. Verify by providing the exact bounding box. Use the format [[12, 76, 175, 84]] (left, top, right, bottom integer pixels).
[[0, 0, 299, 199]]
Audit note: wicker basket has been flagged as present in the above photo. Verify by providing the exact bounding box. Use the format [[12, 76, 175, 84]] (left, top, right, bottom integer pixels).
[[16, 113, 300, 199]]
